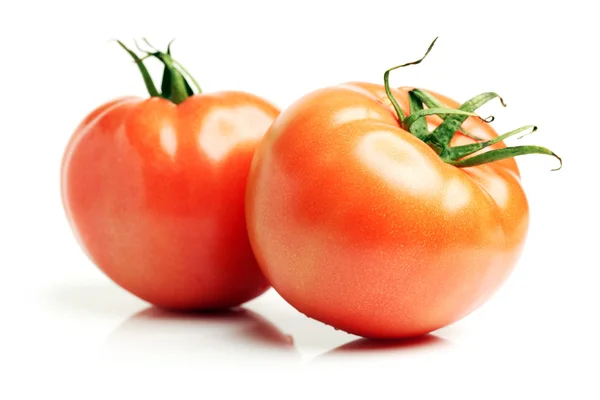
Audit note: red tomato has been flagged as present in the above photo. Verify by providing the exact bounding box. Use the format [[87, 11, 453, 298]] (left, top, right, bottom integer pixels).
[[246, 54, 559, 338], [62, 42, 278, 310]]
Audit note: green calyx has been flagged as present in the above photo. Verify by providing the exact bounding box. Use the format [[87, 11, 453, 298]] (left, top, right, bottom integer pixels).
[[117, 39, 202, 104], [383, 38, 562, 171]]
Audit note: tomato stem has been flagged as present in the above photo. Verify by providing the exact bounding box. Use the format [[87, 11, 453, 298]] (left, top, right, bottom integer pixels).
[[117, 40, 160, 97], [408, 88, 561, 170], [382, 40, 562, 170], [410, 89, 484, 141], [432, 92, 505, 147], [407, 91, 428, 139], [404, 108, 482, 130], [118, 39, 201, 104], [383, 37, 438, 123], [449, 145, 562, 170], [443, 125, 537, 161]]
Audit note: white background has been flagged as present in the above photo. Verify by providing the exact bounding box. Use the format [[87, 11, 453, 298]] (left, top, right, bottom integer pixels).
[[1, 1, 599, 398]]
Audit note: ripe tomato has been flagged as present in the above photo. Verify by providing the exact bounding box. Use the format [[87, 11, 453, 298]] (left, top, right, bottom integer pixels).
[[62, 41, 278, 310], [246, 41, 559, 338]]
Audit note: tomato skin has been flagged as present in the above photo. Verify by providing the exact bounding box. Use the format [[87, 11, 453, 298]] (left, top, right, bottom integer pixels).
[[62, 92, 279, 310], [246, 82, 529, 338]]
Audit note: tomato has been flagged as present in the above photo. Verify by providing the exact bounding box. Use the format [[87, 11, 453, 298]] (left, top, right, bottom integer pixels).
[[61, 41, 278, 310], [246, 41, 559, 338]]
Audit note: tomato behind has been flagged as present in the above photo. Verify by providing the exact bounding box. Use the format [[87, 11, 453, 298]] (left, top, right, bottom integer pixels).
[[62, 92, 279, 310]]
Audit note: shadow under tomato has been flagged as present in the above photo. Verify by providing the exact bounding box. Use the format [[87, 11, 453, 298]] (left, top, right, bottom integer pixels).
[[332, 334, 448, 352], [314, 333, 451, 363], [102, 305, 299, 367]]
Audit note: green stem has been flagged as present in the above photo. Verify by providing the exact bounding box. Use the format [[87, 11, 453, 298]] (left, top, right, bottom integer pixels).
[[449, 145, 562, 171], [383, 37, 438, 123], [172, 60, 202, 94], [404, 108, 482, 131], [444, 125, 537, 161], [411, 89, 484, 141], [117, 41, 160, 97], [407, 91, 428, 139], [117, 39, 201, 104], [433, 92, 505, 146], [381, 41, 561, 171], [151, 51, 190, 104]]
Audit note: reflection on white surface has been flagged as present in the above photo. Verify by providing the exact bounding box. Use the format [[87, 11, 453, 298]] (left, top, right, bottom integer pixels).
[[16, 276, 596, 399], [41, 283, 453, 368], [315, 334, 450, 363], [102, 306, 299, 366]]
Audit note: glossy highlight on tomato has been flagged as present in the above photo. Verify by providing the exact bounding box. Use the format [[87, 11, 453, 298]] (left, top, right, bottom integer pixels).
[[61, 41, 278, 310]]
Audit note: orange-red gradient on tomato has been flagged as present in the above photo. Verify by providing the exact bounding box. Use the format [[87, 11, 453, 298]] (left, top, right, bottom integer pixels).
[[246, 82, 531, 338], [62, 42, 278, 310]]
